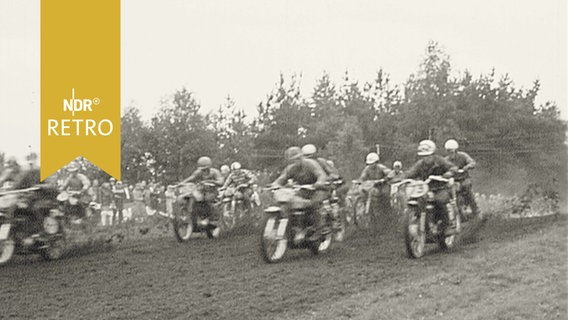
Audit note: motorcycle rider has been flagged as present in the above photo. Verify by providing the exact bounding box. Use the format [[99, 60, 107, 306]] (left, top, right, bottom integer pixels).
[[270, 146, 329, 240], [301, 144, 340, 181], [179, 156, 224, 223], [221, 161, 257, 209], [404, 140, 458, 233], [387, 161, 404, 183], [356, 152, 392, 217], [444, 139, 479, 217], [301, 144, 346, 227], [387, 161, 405, 205], [59, 162, 91, 219]]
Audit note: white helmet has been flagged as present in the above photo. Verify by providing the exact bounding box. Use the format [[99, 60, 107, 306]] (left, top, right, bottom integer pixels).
[[366, 152, 380, 164], [230, 162, 241, 170], [393, 161, 402, 169], [417, 140, 436, 156], [444, 139, 459, 151], [301, 144, 317, 157]]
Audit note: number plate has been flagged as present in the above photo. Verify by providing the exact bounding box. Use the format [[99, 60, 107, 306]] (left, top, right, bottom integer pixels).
[[0, 224, 11, 240]]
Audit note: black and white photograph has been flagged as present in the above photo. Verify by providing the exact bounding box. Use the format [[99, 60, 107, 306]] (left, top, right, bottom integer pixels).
[[0, 0, 566, 319]]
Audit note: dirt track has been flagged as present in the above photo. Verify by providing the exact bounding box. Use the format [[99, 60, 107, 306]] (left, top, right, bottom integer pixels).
[[0, 215, 566, 320]]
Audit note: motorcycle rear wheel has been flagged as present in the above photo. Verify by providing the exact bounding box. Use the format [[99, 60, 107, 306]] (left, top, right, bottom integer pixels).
[[260, 216, 287, 263], [0, 238, 15, 266], [310, 232, 332, 255], [206, 225, 220, 239], [404, 209, 425, 259], [439, 213, 460, 250]]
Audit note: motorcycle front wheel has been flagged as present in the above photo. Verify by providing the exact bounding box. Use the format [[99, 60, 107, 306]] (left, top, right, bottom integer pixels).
[[353, 197, 371, 230], [173, 200, 193, 242], [221, 202, 236, 232], [0, 238, 15, 266], [404, 209, 425, 259], [260, 215, 287, 263]]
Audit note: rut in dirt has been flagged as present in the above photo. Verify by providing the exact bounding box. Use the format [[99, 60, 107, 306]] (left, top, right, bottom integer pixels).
[[0, 214, 563, 320]]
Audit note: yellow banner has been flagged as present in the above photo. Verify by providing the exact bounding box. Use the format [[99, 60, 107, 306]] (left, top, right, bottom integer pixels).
[[41, 0, 120, 181]]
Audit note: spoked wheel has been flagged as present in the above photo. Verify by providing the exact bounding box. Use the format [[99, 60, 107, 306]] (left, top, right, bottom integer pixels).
[[260, 216, 287, 263], [344, 198, 356, 226], [439, 213, 461, 250], [310, 232, 332, 255], [173, 202, 193, 242], [0, 238, 15, 266], [332, 208, 346, 242], [353, 197, 371, 230], [206, 225, 220, 239], [404, 210, 425, 259], [221, 203, 236, 232]]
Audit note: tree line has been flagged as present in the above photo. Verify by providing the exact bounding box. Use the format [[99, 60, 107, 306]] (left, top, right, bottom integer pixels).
[[120, 41, 567, 196]]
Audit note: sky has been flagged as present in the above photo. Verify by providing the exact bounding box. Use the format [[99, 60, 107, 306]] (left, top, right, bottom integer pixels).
[[0, 0, 566, 162]]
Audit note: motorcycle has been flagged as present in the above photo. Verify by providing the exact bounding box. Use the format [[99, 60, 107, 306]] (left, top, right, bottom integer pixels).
[[0, 185, 67, 266], [402, 175, 461, 259], [260, 184, 336, 263], [172, 181, 221, 242], [351, 179, 388, 229], [218, 183, 251, 231]]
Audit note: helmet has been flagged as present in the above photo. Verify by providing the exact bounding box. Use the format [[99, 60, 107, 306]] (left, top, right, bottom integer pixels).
[[393, 161, 402, 169], [417, 140, 436, 156], [220, 165, 230, 175], [109, 177, 117, 182], [285, 146, 303, 161], [301, 144, 317, 157], [365, 152, 379, 165], [197, 156, 212, 169], [67, 162, 79, 172], [444, 139, 459, 151], [231, 162, 241, 170]]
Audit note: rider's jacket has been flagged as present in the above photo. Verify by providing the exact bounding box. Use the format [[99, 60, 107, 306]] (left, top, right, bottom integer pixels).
[[358, 163, 391, 182], [273, 158, 328, 186], [404, 155, 457, 191], [183, 168, 224, 186], [61, 173, 91, 192], [445, 151, 476, 179], [222, 169, 256, 189]]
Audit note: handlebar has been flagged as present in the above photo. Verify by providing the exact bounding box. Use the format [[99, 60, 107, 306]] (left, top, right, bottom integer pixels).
[[264, 184, 316, 192]]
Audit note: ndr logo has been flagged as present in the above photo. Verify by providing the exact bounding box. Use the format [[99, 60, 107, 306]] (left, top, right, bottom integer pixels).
[[63, 88, 100, 116]]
